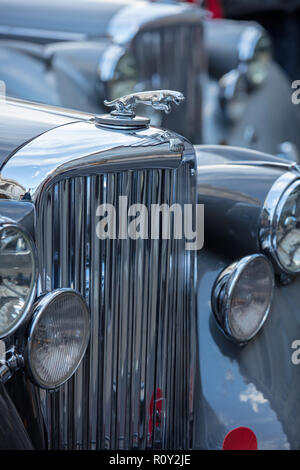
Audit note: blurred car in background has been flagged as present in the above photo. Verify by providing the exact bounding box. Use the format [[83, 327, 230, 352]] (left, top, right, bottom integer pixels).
[[217, 0, 300, 80], [0, 0, 204, 143], [0, 0, 300, 157]]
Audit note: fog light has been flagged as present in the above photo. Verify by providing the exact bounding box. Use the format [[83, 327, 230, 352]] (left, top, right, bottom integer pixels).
[[25, 289, 90, 389], [0, 224, 37, 338], [212, 254, 274, 343]]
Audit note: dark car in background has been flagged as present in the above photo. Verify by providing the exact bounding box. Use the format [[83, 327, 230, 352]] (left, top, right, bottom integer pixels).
[[0, 0, 300, 157]]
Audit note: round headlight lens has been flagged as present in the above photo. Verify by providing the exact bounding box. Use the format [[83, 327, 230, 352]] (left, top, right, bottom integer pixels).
[[26, 289, 90, 389], [212, 254, 274, 343], [273, 179, 300, 273], [0, 224, 36, 338]]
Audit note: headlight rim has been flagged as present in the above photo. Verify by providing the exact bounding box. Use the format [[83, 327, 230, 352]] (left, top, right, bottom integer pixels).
[[25, 288, 90, 390], [218, 68, 248, 122], [260, 171, 300, 275], [212, 253, 274, 343], [0, 222, 38, 340], [238, 25, 272, 86], [98, 44, 138, 103]]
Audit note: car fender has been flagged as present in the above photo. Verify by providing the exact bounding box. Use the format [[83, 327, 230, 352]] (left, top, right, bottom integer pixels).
[[196, 247, 300, 450]]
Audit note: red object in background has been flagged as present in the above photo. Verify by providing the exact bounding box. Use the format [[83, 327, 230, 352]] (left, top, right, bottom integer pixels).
[[186, 1, 223, 19], [149, 388, 163, 436], [222, 427, 258, 450], [206, 0, 223, 18]]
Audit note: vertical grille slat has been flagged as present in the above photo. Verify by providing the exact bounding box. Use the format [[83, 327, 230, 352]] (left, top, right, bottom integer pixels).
[[38, 161, 196, 450]]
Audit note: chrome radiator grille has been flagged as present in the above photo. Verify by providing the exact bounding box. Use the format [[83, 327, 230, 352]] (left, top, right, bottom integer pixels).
[[132, 24, 204, 143], [37, 163, 196, 450]]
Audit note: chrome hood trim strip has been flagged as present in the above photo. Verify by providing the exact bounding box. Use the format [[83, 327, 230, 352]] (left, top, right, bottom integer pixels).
[[0, 121, 192, 201]]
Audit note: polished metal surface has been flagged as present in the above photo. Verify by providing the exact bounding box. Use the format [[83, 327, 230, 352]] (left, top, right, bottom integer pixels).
[[107, 1, 204, 45], [2, 117, 197, 449], [259, 171, 300, 274], [218, 69, 248, 122], [104, 90, 185, 116], [25, 289, 90, 390], [131, 25, 203, 143], [38, 166, 196, 450], [97, 90, 184, 129], [0, 221, 38, 339], [0, 121, 190, 201], [95, 113, 150, 129], [238, 26, 265, 63], [0, 99, 78, 169], [211, 254, 274, 343]]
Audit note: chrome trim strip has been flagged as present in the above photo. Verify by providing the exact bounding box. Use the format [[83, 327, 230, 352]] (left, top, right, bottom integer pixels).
[[238, 26, 263, 63], [5, 97, 94, 122], [0, 121, 186, 201], [98, 43, 127, 82], [103, 90, 185, 117]]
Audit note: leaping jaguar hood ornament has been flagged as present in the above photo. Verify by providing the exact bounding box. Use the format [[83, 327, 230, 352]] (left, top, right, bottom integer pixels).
[[104, 90, 185, 116]]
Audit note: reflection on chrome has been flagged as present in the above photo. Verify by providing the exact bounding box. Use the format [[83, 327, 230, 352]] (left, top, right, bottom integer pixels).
[[260, 173, 300, 274], [240, 383, 268, 413], [276, 183, 300, 272], [0, 225, 36, 338]]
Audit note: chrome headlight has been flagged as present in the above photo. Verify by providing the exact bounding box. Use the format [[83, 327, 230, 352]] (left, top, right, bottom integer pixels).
[[0, 224, 37, 338], [205, 20, 272, 86], [212, 254, 274, 343], [25, 289, 90, 389], [219, 69, 248, 122], [99, 44, 137, 102], [238, 26, 272, 86], [261, 173, 300, 274]]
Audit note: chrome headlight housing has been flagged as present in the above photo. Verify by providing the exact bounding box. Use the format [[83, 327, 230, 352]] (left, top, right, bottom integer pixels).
[[99, 44, 137, 102], [260, 172, 300, 274], [205, 19, 272, 86], [212, 254, 274, 343], [25, 289, 90, 389], [238, 26, 272, 87], [0, 223, 37, 339]]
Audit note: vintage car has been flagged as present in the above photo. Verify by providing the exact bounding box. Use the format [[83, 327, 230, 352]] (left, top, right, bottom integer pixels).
[[0, 90, 300, 450], [0, 0, 300, 157]]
